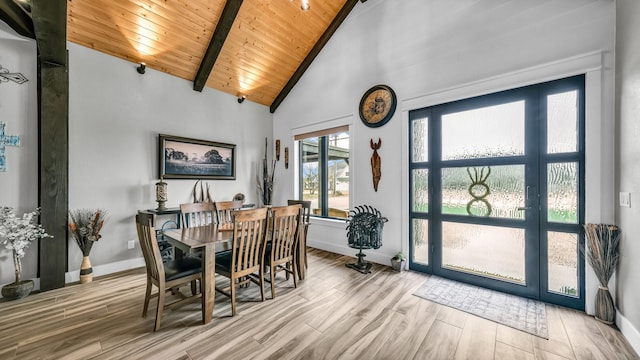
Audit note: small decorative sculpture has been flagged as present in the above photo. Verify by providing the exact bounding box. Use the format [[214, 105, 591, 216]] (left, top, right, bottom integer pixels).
[[345, 205, 387, 274], [466, 166, 492, 216], [192, 179, 213, 203], [370, 138, 382, 192], [275, 139, 281, 161], [155, 177, 168, 211]]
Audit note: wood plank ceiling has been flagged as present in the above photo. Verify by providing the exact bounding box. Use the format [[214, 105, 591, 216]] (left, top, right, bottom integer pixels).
[[66, 0, 353, 111]]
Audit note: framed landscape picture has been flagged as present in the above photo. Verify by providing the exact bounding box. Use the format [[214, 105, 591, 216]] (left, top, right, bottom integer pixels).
[[159, 134, 236, 180]]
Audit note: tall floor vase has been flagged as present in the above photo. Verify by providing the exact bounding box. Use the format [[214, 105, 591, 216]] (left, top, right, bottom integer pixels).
[[80, 256, 93, 284], [594, 287, 615, 324]]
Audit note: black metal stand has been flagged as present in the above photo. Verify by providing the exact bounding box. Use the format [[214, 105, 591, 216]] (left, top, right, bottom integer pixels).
[[345, 246, 372, 274]]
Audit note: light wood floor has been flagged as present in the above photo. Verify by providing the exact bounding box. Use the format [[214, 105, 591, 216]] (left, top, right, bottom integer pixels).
[[0, 248, 637, 360]]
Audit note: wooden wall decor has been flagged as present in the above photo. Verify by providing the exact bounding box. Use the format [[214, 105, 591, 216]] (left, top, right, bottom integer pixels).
[[370, 138, 381, 192], [275, 139, 280, 161], [284, 147, 289, 169]]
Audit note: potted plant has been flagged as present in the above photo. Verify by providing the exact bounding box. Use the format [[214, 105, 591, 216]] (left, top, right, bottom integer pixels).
[[69, 209, 108, 283], [391, 252, 407, 272], [0, 207, 52, 300], [584, 223, 621, 324]]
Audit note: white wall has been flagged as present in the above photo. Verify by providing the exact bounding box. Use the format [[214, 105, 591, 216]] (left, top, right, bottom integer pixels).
[[273, 0, 615, 306], [615, 0, 640, 353], [0, 27, 38, 286], [67, 43, 272, 279], [0, 32, 273, 288]]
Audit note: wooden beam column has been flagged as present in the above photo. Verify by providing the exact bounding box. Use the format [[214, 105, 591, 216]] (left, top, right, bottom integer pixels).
[[37, 61, 68, 291], [31, 0, 68, 291]]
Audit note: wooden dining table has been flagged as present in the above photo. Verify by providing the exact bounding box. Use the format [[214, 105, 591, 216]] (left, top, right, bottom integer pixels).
[[162, 225, 233, 324]]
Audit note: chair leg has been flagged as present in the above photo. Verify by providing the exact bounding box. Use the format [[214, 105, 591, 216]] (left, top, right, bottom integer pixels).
[[155, 286, 166, 331], [292, 259, 298, 289], [142, 278, 152, 317], [259, 265, 265, 302], [230, 278, 237, 316], [270, 264, 276, 299]]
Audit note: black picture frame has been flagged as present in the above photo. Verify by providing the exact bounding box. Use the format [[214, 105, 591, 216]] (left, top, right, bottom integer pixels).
[[159, 134, 236, 180]]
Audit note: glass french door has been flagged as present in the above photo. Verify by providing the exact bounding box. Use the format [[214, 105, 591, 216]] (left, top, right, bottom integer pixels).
[[409, 75, 585, 309]]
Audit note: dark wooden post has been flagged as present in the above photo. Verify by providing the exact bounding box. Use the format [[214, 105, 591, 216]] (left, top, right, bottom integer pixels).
[[37, 61, 68, 290], [32, 0, 69, 291]]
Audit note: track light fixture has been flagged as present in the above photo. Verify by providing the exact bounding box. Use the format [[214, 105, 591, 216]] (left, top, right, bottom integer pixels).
[[237, 95, 246, 104], [136, 62, 146, 74]]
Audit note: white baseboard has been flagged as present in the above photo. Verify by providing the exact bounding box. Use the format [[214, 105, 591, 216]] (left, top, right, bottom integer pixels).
[[1, 257, 145, 299], [617, 311, 640, 356], [308, 239, 392, 267], [64, 257, 145, 283]]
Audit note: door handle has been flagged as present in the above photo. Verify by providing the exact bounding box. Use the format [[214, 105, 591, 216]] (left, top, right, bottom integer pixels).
[[517, 207, 532, 211]]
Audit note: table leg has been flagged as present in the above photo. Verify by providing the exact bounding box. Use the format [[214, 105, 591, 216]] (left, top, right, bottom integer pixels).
[[201, 243, 215, 324]]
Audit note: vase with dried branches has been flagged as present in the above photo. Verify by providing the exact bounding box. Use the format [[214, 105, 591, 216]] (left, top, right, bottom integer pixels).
[[256, 137, 276, 207], [584, 223, 620, 324], [69, 209, 108, 284]]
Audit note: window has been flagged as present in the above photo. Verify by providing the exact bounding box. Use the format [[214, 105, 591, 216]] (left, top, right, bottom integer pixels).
[[296, 126, 350, 218]]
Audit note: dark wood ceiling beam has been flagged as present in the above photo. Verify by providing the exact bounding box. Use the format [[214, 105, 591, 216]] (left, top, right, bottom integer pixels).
[[0, 0, 35, 39], [270, 0, 362, 113], [193, 0, 243, 92]]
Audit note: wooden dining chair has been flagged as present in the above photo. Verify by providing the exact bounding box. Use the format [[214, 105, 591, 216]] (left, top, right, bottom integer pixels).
[[135, 213, 203, 331], [214, 200, 243, 228], [214, 207, 269, 316], [180, 202, 215, 228], [287, 200, 311, 279], [266, 204, 302, 299]]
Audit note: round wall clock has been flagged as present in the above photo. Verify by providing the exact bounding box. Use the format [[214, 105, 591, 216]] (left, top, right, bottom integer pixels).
[[359, 84, 397, 128]]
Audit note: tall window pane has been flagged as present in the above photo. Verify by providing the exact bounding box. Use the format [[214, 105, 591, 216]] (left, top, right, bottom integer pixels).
[[301, 137, 320, 211], [547, 91, 578, 154], [298, 130, 350, 218], [412, 117, 428, 162], [548, 231, 579, 297], [547, 162, 578, 224], [326, 132, 350, 218]]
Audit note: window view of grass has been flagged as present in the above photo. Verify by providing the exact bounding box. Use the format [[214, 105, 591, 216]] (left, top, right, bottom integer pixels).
[[412, 162, 579, 294]]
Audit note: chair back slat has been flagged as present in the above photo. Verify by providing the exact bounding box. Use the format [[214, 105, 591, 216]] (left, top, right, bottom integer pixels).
[[287, 200, 310, 225], [135, 213, 165, 281], [215, 200, 244, 226], [270, 205, 302, 264], [231, 207, 268, 276], [181, 202, 215, 228]]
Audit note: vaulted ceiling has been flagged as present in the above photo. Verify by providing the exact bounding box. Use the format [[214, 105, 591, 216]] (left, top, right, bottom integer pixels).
[[1, 0, 367, 112]]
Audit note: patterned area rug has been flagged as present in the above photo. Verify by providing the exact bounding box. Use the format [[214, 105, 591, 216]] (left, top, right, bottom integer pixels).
[[413, 276, 548, 339]]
